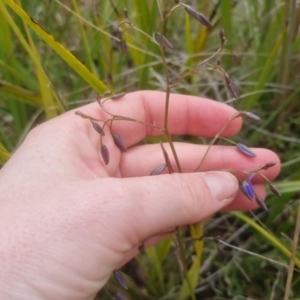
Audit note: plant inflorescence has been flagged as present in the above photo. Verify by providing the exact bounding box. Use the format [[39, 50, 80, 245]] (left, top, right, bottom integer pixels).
[[75, 2, 281, 299]]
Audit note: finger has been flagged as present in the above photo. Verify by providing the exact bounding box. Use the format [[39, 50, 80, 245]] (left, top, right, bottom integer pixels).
[[118, 183, 266, 266], [73, 91, 242, 147], [113, 171, 239, 244], [119, 143, 281, 182]]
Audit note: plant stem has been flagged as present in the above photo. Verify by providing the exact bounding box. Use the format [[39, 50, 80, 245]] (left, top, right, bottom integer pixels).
[[160, 47, 182, 173], [195, 112, 240, 171]]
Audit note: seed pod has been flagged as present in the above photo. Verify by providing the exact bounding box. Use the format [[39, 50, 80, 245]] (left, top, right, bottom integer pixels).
[[113, 134, 127, 152], [255, 196, 268, 212], [242, 111, 261, 121], [240, 179, 255, 200], [236, 143, 256, 157], [91, 122, 105, 136], [269, 183, 281, 197], [150, 163, 167, 175], [113, 270, 128, 290], [154, 32, 173, 49], [119, 40, 128, 55], [100, 144, 109, 165], [224, 73, 239, 98], [219, 28, 226, 46], [111, 93, 126, 100], [184, 5, 212, 29]]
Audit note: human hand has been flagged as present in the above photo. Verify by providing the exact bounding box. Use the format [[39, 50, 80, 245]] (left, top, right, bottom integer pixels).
[[0, 91, 280, 299]]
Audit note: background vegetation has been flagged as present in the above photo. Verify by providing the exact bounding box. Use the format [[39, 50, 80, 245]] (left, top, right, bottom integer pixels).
[[0, 0, 300, 299]]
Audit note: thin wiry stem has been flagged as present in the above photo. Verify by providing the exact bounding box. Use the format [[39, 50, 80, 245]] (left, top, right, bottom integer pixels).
[[195, 112, 241, 171], [283, 197, 300, 300]]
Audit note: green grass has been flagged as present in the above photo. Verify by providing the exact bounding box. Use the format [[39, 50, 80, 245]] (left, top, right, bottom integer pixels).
[[1, 0, 300, 299]]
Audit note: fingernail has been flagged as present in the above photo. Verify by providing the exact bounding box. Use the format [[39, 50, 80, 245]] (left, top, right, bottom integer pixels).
[[203, 171, 238, 202]]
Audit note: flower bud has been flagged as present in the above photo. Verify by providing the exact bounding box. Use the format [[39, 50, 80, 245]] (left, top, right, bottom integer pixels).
[[185, 5, 212, 29], [240, 179, 255, 200], [100, 144, 109, 165], [219, 28, 226, 46], [113, 270, 128, 290], [154, 32, 173, 49], [111, 93, 126, 100], [92, 122, 105, 136], [255, 196, 268, 211], [236, 143, 256, 157], [150, 163, 167, 175], [269, 183, 281, 197], [119, 40, 128, 55], [242, 111, 261, 121], [224, 73, 239, 98], [114, 292, 127, 300], [113, 134, 127, 152], [262, 162, 276, 170]]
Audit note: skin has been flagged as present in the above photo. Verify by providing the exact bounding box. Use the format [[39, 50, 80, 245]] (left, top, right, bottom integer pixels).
[[0, 91, 280, 300]]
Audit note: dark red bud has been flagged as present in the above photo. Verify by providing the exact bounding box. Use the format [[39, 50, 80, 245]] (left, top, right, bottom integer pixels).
[[100, 144, 109, 165]]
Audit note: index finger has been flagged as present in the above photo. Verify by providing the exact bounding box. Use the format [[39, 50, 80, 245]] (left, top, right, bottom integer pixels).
[[79, 91, 242, 147]]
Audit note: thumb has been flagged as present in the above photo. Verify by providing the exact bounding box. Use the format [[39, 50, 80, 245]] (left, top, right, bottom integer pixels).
[[120, 171, 239, 241]]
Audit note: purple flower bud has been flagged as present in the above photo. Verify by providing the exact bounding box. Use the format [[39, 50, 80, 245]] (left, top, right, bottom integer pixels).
[[92, 122, 105, 136], [255, 196, 268, 212], [236, 143, 256, 157], [219, 28, 226, 46], [262, 161, 276, 170], [240, 179, 255, 200], [111, 93, 126, 100], [154, 32, 173, 49], [269, 183, 281, 197], [150, 163, 167, 175], [113, 270, 128, 290], [243, 111, 261, 121], [100, 144, 109, 165], [114, 292, 127, 300], [224, 73, 239, 98], [75, 111, 88, 119], [119, 40, 128, 55], [184, 5, 212, 29], [113, 134, 127, 152]]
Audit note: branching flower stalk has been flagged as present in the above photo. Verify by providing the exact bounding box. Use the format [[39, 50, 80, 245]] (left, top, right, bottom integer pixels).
[[75, 2, 281, 298]]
